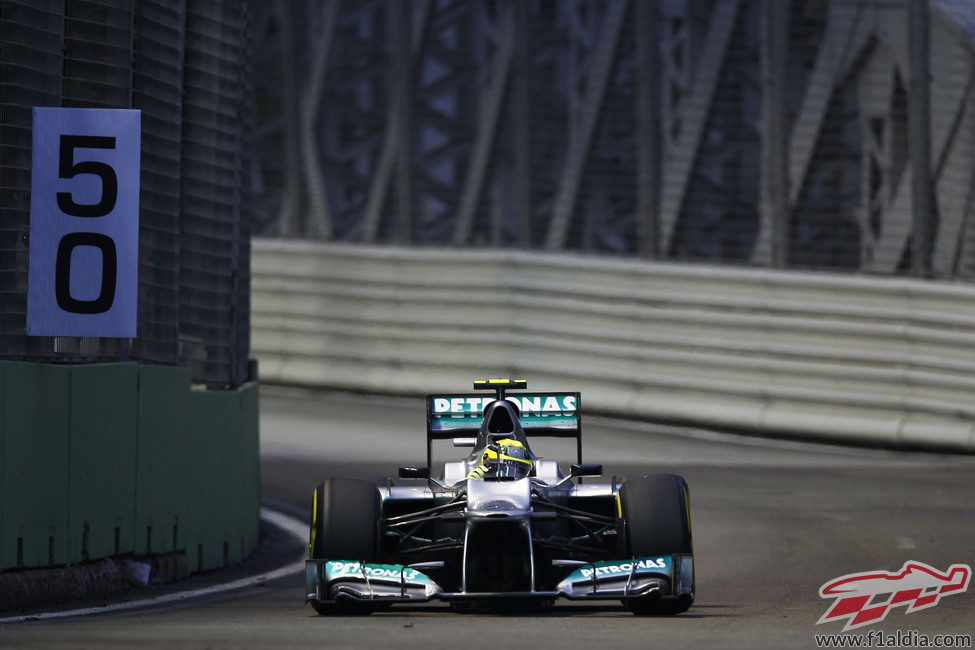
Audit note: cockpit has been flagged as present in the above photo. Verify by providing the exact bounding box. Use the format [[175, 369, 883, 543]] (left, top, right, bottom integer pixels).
[[466, 400, 537, 481]]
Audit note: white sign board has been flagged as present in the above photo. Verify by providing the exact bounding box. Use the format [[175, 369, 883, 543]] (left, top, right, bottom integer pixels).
[[27, 108, 140, 337]]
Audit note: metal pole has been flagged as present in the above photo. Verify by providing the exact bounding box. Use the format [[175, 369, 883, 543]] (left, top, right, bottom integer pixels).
[[390, 1, 414, 244], [635, 0, 660, 258], [511, 0, 532, 248], [763, 0, 789, 268], [908, 0, 935, 276], [276, 0, 303, 237]]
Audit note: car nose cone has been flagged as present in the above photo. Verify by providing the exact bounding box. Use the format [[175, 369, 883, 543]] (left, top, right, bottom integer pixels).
[[466, 477, 532, 517]]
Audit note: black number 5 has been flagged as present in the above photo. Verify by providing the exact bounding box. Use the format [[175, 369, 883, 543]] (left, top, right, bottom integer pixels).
[[56, 135, 118, 217]]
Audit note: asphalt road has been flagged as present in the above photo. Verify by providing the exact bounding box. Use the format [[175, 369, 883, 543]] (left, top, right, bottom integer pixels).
[[6, 386, 975, 649]]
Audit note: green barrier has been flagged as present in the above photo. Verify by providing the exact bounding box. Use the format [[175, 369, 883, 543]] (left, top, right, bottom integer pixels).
[[0, 361, 260, 572], [70, 364, 139, 563], [0, 363, 70, 568], [135, 365, 192, 559]]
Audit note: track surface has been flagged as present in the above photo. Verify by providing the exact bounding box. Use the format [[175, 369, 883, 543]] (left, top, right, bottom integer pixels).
[[6, 387, 975, 649]]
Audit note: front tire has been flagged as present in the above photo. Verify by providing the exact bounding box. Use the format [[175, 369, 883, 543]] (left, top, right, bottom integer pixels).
[[310, 478, 380, 561], [309, 478, 381, 615], [618, 474, 693, 615]]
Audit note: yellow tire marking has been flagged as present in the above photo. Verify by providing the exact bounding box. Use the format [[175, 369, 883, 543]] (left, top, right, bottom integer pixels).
[[310, 488, 318, 554]]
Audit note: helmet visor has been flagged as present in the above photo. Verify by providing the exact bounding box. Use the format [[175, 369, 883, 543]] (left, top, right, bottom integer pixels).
[[494, 445, 533, 479]]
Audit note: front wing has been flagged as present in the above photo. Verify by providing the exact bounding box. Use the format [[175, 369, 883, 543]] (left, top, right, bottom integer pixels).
[[306, 554, 694, 605]]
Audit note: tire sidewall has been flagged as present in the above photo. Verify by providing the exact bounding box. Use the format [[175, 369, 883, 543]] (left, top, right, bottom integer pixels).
[[310, 478, 380, 562], [619, 473, 692, 557]]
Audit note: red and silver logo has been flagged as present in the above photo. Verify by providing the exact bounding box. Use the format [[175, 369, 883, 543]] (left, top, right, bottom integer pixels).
[[817, 561, 971, 631]]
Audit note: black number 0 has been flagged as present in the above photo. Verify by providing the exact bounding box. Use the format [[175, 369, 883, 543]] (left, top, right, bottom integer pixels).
[[55, 232, 117, 314], [56, 135, 118, 218]]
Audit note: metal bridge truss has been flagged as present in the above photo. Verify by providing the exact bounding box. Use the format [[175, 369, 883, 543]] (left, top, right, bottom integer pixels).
[[251, 0, 975, 277]]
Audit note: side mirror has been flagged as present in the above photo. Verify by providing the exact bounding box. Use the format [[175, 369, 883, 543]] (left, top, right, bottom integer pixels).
[[398, 466, 430, 479], [570, 463, 602, 477]]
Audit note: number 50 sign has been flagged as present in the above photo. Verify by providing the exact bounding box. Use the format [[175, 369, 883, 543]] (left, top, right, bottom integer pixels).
[[27, 108, 140, 337]]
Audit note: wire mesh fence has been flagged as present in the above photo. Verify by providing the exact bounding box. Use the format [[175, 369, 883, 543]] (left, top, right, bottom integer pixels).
[[0, 0, 252, 387], [4, 0, 974, 382], [249, 0, 975, 279]]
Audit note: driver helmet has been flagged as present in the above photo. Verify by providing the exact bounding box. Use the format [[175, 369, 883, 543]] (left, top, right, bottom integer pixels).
[[468, 438, 533, 480]]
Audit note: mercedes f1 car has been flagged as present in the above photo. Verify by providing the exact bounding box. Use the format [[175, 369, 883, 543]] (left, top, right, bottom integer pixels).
[[305, 379, 694, 615]]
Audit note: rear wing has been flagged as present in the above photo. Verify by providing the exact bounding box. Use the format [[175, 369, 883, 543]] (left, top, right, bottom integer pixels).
[[425, 391, 582, 466]]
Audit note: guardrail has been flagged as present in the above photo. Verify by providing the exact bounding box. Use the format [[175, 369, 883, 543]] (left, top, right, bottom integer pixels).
[[251, 239, 975, 452]]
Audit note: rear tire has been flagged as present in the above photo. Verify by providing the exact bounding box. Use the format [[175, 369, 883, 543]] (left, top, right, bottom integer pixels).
[[309, 478, 381, 615], [618, 474, 693, 615]]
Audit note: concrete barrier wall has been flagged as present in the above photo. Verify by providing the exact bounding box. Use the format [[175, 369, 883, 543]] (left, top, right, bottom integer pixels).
[[251, 239, 975, 453], [0, 361, 259, 572]]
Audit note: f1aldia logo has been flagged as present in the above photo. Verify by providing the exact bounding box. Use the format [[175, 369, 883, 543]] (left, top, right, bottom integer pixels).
[[817, 561, 971, 631]]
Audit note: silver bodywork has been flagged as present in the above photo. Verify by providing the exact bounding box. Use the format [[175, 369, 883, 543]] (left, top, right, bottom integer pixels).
[[306, 471, 694, 606], [306, 384, 694, 611]]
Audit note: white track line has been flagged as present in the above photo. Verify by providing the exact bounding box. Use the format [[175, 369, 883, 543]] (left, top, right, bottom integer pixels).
[[0, 507, 307, 624]]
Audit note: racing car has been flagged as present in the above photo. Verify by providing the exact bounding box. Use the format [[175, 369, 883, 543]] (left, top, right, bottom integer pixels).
[[306, 379, 694, 615]]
